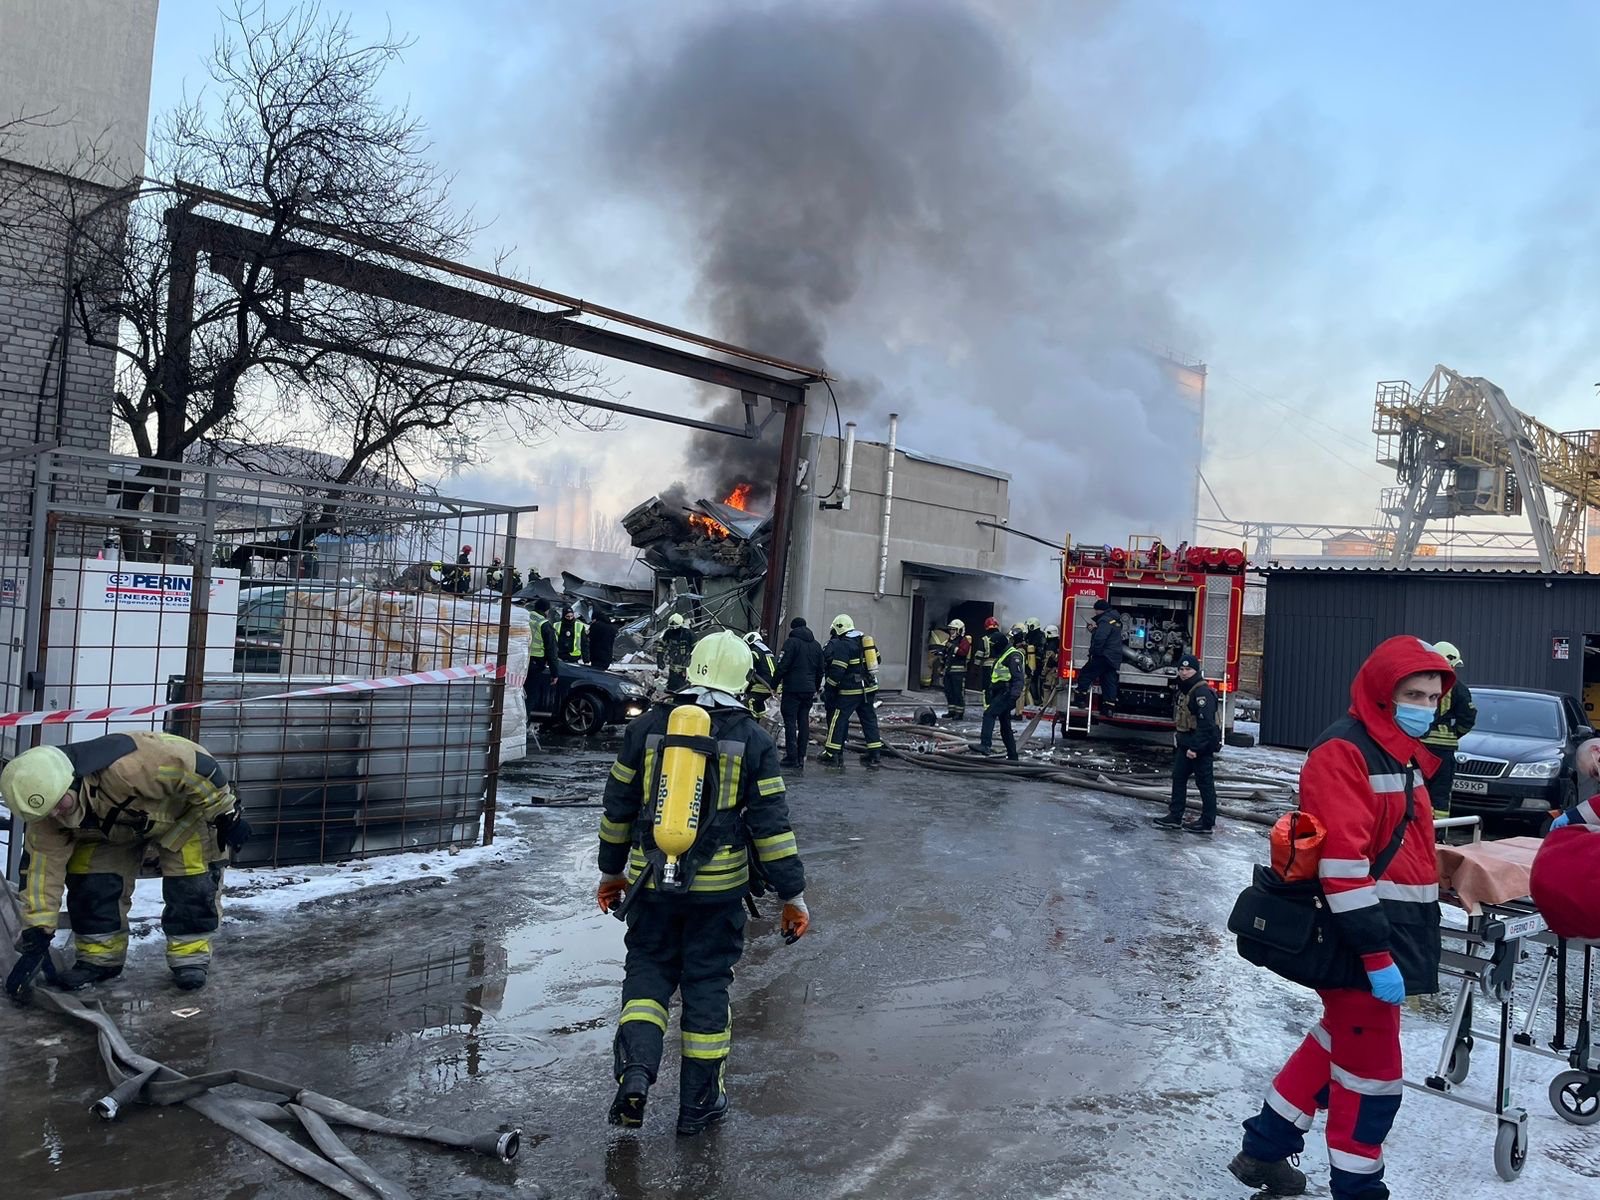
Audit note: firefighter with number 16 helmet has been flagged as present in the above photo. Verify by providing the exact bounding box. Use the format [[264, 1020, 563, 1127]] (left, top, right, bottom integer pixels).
[[597, 631, 809, 1136]]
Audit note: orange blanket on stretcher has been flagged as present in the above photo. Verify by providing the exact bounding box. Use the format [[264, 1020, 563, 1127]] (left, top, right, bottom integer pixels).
[[1435, 837, 1544, 915]]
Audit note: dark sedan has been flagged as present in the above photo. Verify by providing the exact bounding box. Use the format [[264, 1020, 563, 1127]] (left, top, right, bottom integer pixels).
[[1450, 687, 1594, 832], [528, 663, 650, 736]]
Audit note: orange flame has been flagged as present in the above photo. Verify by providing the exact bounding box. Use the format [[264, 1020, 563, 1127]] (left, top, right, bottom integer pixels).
[[686, 483, 755, 539]]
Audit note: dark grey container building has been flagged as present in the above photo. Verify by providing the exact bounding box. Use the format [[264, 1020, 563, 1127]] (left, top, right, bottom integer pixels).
[[1261, 566, 1600, 749]]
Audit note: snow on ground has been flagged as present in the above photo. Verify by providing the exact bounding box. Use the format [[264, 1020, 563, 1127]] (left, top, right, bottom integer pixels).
[[125, 807, 537, 936]]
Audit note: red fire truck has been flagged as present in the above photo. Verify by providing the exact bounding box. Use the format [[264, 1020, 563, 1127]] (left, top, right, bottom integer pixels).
[[1056, 535, 1248, 735]]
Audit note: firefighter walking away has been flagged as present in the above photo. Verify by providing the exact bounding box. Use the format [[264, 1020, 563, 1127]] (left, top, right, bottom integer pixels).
[[818, 615, 884, 767], [597, 631, 808, 1135]]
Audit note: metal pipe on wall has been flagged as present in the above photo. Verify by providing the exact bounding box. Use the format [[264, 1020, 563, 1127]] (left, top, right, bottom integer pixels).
[[839, 422, 857, 511], [875, 413, 899, 598]]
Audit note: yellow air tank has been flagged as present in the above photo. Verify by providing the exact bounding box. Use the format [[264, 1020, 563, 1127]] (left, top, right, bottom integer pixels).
[[862, 634, 879, 672], [654, 704, 711, 885]]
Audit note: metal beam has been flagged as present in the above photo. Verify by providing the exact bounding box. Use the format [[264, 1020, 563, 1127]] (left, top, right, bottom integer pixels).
[[176, 212, 812, 406], [268, 321, 762, 440]]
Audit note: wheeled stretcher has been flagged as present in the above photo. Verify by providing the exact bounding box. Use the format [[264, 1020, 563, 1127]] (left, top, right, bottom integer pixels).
[[1407, 834, 1600, 1181]]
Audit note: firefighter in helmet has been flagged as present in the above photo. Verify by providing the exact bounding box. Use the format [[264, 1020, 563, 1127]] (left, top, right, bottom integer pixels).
[[1421, 640, 1477, 818], [970, 616, 1005, 696], [485, 555, 523, 595], [597, 631, 808, 1135], [1024, 618, 1047, 704], [657, 613, 694, 692], [819, 615, 885, 767], [2, 733, 249, 1001], [442, 545, 473, 595], [925, 622, 949, 689], [940, 618, 972, 720], [744, 630, 778, 718]]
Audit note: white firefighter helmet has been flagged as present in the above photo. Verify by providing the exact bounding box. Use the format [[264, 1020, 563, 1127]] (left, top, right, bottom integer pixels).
[[1010, 622, 1026, 637], [1026, 617, 1040, 631], [743, 630, 768, 648], [1433, 640, 1462, 668], [1045, 624, 1059, 637], [687, 630, 753, 694], [830, 614, 854, 635], [667, 613, 687, 629], [1, 745, 74, 822], [947, 618, 965, 632]]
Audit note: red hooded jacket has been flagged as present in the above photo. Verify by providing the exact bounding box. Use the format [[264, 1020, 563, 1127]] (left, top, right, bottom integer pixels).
[[1304, 635, 1454, 993]]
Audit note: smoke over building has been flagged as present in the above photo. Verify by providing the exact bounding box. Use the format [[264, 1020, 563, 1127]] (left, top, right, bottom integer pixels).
[[595, 0, 1201, 542]]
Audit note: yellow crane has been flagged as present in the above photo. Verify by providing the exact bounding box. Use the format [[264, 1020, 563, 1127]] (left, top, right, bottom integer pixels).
[[1372, 365, 1600, 571]]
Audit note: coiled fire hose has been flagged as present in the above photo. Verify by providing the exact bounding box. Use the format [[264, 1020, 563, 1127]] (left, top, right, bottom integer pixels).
[[1, 880, 522, 1199]]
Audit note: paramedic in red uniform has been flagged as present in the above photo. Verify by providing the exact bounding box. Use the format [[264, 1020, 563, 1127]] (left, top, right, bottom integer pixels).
[[1229, 636, 1450, 1199]]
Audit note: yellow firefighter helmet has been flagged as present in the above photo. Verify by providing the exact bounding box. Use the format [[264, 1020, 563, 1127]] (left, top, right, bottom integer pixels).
[[1, 745, 74, 822], [687, 630, 752, 694]]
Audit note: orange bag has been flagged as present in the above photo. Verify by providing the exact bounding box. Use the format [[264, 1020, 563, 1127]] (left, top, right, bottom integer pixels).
[[1271, 810, 1327, 883]]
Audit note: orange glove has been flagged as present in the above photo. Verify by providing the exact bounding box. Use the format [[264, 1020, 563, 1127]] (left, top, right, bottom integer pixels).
[[781, 896, 810, 944], [598, 875, 627, 914]]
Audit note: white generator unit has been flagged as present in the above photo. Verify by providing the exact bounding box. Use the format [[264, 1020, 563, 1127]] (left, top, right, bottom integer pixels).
[[39, 558, 241, 744]]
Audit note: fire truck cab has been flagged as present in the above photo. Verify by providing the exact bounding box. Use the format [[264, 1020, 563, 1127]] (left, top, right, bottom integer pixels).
[[1058, 534, 1247, 735]]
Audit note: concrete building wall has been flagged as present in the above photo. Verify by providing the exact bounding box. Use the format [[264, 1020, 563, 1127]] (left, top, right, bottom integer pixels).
[[788, 431, 1011, 691], [0, 0, 160, 185]]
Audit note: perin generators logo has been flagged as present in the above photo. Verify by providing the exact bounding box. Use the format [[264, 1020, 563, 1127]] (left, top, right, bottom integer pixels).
[[103, 573, 197, 609]]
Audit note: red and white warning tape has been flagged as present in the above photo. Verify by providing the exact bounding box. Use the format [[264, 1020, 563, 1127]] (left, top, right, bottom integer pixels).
[[0, 662, 507, 729]]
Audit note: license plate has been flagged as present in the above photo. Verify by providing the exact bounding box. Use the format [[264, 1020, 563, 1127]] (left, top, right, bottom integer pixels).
[[1453, 779, 1488, 795]]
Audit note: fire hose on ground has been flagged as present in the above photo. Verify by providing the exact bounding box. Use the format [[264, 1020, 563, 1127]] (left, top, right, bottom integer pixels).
[[832, 725, 1296, 830], [1, 881, 523, 1200]]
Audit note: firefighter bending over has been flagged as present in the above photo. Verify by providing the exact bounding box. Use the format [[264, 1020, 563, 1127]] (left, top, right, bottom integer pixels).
[[818, 615, 884, 767], [597, 631, 809, 1135], [2, 733, 249, 1000]]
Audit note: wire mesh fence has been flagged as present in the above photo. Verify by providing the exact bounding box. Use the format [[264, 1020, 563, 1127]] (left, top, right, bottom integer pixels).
[[0, 447, 534, 872]]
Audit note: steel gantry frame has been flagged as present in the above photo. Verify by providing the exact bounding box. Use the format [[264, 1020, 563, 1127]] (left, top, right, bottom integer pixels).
[[161, 185, 825, 640], [1372, 365, 1600, 571]]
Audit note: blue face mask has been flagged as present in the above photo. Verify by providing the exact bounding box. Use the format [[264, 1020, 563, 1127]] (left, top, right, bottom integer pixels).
[[1394, 703, 1434, 737]]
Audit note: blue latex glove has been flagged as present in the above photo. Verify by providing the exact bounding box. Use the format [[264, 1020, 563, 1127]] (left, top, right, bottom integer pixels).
[[1550, 813, 1571, 831], [1367, 963, 1405, 1005]]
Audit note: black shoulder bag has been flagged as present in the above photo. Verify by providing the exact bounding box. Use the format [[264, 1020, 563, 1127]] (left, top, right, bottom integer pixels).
[[1227, 759, 1416, 990]]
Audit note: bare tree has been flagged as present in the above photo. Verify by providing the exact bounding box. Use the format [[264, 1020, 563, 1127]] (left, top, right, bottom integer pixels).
[[589, 508, 635, 556], [9, 2, 610, 535]]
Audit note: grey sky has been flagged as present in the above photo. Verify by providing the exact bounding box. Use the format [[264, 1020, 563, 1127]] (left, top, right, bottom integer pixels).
[[146, 1, 1600, 547]]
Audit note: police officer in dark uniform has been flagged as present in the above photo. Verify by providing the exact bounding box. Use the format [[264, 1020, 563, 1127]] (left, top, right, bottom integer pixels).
[[597, 632, 809, 1135], [524, 598, 561, 715], [1153, 654, 1223, 834]]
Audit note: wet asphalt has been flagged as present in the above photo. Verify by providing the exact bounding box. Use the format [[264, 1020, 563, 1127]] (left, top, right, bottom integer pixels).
[[0, 735, 1431, 1198]]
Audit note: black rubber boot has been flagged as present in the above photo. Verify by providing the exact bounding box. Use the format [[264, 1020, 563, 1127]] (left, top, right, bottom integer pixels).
[[1151, 815, 1184, 830], [863, 751, 882, 770], [817, 751, 842, 766], [171, 967, 208, 992], [1227, 1152, 1307, 1196], [53, 962, 122, 991], [608, 1067, 651, 1128], [675, 1092, 728, 1137]]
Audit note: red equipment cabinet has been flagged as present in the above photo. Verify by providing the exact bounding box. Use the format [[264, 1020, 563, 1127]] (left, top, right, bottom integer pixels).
[[1057, 534, 1247, 733]]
